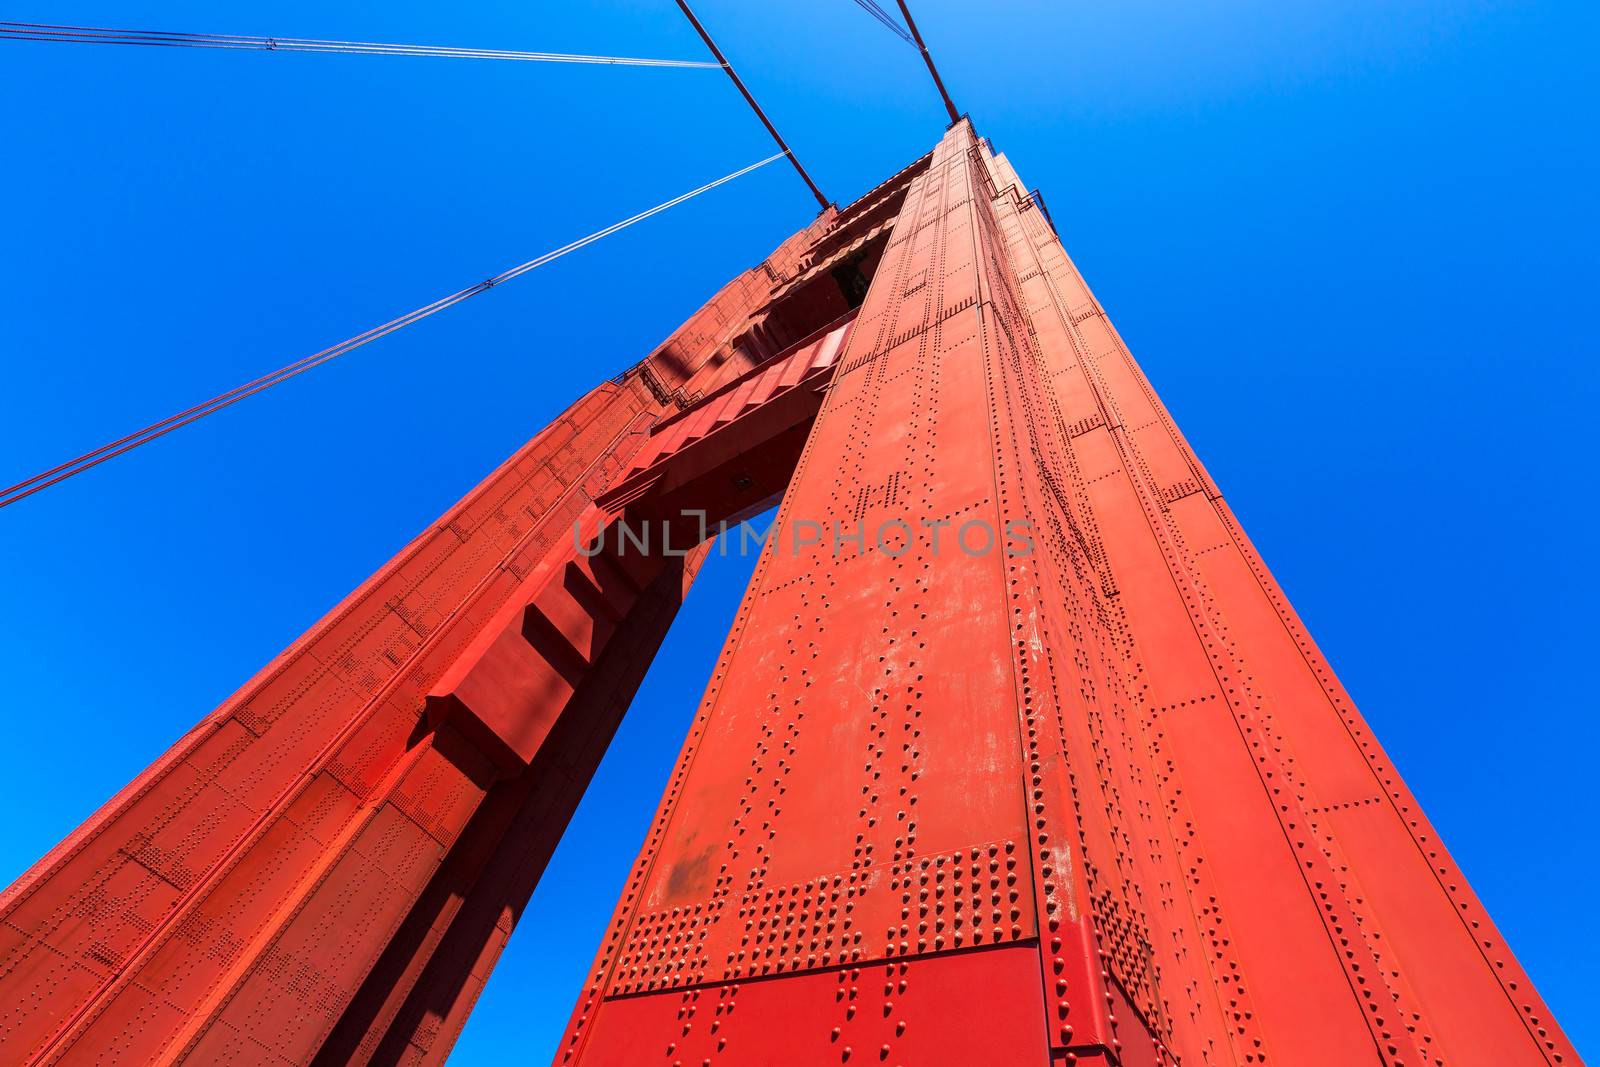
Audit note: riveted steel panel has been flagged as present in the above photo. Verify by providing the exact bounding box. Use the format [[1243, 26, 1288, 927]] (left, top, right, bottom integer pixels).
[[0, 125, 1573, 1067]]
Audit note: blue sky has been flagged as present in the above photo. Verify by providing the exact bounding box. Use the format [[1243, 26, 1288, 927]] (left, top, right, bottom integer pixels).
[[1, 1, 1595, 1060]]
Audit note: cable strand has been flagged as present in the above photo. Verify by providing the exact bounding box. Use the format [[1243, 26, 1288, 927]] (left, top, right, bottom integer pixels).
[[0, 21, 720, 68], [0, 153, 785, 509]]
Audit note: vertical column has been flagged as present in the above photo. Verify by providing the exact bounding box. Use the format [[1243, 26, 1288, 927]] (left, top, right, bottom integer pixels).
[[982, 139, 1574, 1064], [556, 121, 1173, 1067]]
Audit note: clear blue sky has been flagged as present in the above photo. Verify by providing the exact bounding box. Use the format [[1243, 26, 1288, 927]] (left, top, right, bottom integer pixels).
[[1, 1, 1595, 1061]]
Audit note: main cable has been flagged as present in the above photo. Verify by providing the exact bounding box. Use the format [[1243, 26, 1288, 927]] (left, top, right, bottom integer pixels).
[[0, 153, 785, 510], [673, 1, 831, 210], [894, 0, 959, 122], [0, 20, 720, 68]]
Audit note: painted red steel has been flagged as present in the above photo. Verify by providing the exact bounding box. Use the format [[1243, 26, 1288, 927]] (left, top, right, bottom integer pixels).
[[0, 124, 1576, 1066]]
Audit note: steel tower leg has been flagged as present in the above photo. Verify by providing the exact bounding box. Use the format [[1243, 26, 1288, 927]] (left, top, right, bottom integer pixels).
[[550, 123, 1576, 1067], [0, 125, 1574, 1066]]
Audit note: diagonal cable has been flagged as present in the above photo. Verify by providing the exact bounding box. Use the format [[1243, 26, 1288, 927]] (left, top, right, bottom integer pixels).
[[673, 1, 830, 209], [0, 153, 785, 510], [847, 0, 915, 46], [894, 0, 960, 120], [0, 21, 720, 68]]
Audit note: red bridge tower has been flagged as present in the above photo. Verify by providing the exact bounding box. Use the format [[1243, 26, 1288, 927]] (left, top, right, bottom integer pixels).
[[0, 123, 1575, 1066]]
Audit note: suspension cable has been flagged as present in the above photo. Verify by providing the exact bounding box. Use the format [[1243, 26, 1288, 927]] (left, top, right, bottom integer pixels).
[[894, 0, 959, 122], [0, 153, 784, 510], [0, 20, 720, 69], [847, 1, 915, 47], [673, 1, 830, 210]]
